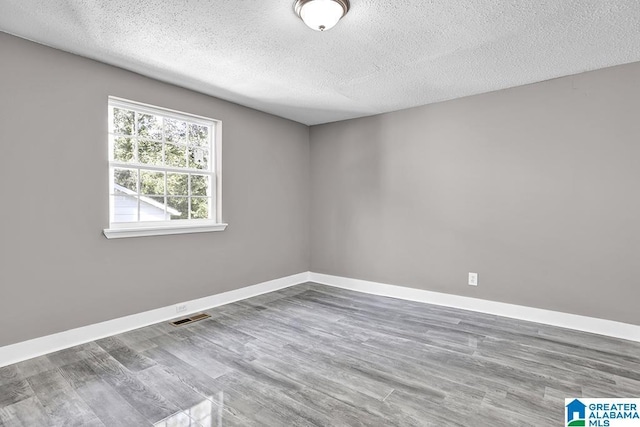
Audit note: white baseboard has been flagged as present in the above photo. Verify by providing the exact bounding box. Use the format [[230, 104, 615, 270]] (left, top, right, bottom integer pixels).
[[309, 272, 640, 343], [0, 272, 310, 368], [3, 270, 637, 368]]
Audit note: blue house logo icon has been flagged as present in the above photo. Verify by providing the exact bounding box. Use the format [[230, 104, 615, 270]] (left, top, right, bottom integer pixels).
[[566, 399, 587, 426]]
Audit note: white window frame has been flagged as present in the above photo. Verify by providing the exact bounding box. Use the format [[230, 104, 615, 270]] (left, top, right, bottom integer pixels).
[[103, 97, 226, 239]]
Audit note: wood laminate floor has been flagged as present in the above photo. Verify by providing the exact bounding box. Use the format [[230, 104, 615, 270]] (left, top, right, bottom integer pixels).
[[1, 283, 639, 426]]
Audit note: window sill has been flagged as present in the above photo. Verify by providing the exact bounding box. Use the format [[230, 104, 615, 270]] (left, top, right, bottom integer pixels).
[[103, 223, 228, 239]]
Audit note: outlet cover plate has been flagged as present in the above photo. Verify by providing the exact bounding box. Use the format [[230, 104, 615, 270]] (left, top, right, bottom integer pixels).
[[468, 272, 478, 286]]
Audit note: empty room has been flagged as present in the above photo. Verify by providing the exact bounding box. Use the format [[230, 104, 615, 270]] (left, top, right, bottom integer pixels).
[[1, 1, 639, 426]]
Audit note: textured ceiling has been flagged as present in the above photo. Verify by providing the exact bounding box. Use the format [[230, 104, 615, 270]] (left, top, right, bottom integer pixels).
[[1, 1, 639, 125]]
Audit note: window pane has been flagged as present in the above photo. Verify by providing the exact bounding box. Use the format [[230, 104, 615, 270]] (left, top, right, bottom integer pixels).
[[113, 108, 134, 135], [190, 174, 210, 197], [167, 197, 188, 220], [189, 124, 209, 146], [138, 140, 163, 165], [167, 173, 188, 196], [114, 168, 137, 192], [112, 194, 139, 222], [190, 197, 210, 219], [113, 137, 134, 162], [140, 196, 168, 222], [188, 148, 209, 170], [165, 119, 187, 144], [137, 113, 163, 140], [140, 170, 165, 196], [165, 143, 187, 167]]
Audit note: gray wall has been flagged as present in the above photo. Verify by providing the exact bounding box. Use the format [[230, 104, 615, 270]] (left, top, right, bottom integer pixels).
[[0, 33, 310, 347], [2, 31, 638, 348], [310, 62, 640, 325]]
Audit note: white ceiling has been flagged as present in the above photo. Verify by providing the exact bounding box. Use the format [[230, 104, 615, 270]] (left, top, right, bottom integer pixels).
[[1, 1, 639, 125]]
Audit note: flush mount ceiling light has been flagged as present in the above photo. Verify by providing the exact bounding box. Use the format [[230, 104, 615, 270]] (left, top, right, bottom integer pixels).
[[294, 0, 350, 32]]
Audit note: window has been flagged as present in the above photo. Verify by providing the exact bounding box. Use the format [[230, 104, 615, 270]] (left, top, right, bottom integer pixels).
[[103, 98, 226, 239]]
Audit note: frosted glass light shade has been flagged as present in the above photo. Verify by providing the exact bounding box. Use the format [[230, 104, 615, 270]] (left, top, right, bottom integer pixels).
[[295, 0, 350, 32]]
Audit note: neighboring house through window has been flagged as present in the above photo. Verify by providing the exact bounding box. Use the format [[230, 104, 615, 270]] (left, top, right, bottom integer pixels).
[[104, 97, 226, 238]]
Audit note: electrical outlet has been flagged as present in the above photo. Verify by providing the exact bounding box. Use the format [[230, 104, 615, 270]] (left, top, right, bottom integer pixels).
[[176, 304, 188, 314], [468, 272, 478, 286]]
